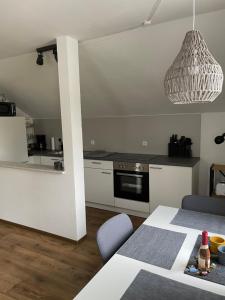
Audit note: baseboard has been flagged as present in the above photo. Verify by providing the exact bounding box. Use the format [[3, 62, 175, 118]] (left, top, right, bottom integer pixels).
[[86, 202, 149, 218]]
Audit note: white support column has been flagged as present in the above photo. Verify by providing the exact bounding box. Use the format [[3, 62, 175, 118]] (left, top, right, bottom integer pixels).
[[57, 36, 86, 240]]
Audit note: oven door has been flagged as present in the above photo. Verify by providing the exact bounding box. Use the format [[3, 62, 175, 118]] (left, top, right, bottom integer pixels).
[[114, 170, 149, 202]]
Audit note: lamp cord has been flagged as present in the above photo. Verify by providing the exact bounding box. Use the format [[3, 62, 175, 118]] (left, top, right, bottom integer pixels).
[[193, 0, 196, 30]]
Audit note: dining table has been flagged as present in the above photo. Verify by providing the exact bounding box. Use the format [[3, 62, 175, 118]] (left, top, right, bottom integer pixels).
[[74, 206, 225, 299]]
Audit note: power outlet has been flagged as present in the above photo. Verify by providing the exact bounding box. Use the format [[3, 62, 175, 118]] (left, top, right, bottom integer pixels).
[[90, 139, 95, 145], [142, 140, 148, 147]]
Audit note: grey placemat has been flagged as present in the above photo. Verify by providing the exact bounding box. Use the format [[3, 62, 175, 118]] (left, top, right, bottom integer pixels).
[[171, 209, 225, 235], [185, 235, 225, 286], [117, 225, 186, 269], [121, 270, 225, 300]]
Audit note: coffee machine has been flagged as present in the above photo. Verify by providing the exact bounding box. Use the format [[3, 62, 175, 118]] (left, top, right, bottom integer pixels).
[[36, 134, 47, 151]]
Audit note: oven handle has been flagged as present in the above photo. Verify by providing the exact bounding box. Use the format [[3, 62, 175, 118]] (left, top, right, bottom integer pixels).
[[116, 172, 143, 178]]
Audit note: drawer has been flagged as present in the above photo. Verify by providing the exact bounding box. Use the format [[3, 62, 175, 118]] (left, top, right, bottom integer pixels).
[[115, 198, 150, 213], [84, 159, 113, 170]]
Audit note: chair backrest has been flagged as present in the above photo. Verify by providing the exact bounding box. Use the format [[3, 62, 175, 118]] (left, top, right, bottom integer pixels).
[[182, 195, 225, 216], [96, 213, 133, 262]]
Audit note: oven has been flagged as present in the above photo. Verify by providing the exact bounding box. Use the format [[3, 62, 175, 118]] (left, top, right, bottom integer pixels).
[[113, 161, 149, 203]]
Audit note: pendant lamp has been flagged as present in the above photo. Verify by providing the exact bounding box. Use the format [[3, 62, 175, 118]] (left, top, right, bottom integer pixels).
[[164, 0, 224, 104]]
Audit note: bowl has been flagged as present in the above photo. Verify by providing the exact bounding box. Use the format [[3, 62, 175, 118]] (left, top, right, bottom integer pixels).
[[210, 236, 225, 254]]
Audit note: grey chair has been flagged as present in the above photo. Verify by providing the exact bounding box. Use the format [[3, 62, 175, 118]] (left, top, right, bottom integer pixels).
[[96, 213, 133, 262], [182, 195, 225, 216]]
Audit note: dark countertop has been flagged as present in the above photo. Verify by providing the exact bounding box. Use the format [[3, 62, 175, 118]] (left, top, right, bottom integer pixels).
[[83, 151, 200, 167], [29, 150, 63, 158], [149, 155, 200, 167]]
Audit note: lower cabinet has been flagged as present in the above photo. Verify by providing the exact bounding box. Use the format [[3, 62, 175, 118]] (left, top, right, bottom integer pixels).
[[83, 159, 199, 216], [28, 155, 63, 166], [28, 155, 41, 164], [41, 156, 62, 166], [149, 164, 199, 213], [84, 167, 114, 206]]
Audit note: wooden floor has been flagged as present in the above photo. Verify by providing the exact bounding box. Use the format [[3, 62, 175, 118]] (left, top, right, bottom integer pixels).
[[0, 207, 144, 300]]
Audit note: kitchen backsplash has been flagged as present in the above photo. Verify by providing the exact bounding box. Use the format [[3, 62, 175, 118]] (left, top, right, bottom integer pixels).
[[82, 114, 201, 157]]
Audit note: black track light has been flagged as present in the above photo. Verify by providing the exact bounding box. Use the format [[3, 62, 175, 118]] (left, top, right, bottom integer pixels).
[[53, 48, 58, 62], [36, 44, 57, 66], [36, 53, 43, 65]]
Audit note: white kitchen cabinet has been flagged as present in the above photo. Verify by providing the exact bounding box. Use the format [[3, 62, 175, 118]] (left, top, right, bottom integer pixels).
[[84, 159, 113, 170], [149, 164, 199, 213], [41, 156, 62, 166], [84, 166, 114, 206], [28, 155, 41, 164], [0, 117, 28, 162]]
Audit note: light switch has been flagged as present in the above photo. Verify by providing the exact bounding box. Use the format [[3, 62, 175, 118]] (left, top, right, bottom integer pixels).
[[90, 139, 95, 145]]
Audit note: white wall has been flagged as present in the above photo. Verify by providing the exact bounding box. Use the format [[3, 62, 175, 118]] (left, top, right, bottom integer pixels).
[[34, 119, 62, 149], [0, 168, 79, 239], [83, 114, 201, 156], [0, 36, 86, 241], [199, 113, 225, 195]]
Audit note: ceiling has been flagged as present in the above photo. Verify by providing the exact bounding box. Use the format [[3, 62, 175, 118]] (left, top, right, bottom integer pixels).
[[0, 0, 225, 59], [79, 9, 225, 116], [0, 53, 60, 118], [0, 1, 225, 118]]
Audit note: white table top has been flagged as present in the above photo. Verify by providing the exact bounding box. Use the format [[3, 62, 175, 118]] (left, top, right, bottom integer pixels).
[[75, 206, 225, 299]]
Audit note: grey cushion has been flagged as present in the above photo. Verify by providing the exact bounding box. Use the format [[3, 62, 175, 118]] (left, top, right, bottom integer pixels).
[[182, 195, 225, 216], [96, 213, 133, 262]]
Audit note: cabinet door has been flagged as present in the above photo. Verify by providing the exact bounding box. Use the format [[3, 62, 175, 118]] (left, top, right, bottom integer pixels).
[[84, 168, 114, 206], [149, 165, 192, 213]]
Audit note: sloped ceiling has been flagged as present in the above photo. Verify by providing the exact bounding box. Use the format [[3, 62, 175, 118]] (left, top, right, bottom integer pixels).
[[0, 53, 60, 118], [80, 9, 225, 116], [0, 5, 225, 118], [0, 0, 225, 59]]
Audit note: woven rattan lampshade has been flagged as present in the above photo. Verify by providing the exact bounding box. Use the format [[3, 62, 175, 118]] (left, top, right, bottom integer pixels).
[[164, 30, 224, 104]]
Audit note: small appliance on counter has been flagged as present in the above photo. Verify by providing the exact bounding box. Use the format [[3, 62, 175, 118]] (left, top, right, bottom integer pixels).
[[168, 134, 192, 158], [35, 134, 47, 151]]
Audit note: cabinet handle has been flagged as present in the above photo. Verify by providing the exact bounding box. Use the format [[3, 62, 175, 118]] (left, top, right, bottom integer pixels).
[[101, 172, 111, 175], [91, 161, 102, 164], [150, 166, 163, 170]]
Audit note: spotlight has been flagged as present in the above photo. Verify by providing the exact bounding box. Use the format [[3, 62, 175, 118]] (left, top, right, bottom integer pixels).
[[36, 53, 43, 65], [53, 48, 58, 62], [36, 44, 57, 66], [215, 133, 225, 144]]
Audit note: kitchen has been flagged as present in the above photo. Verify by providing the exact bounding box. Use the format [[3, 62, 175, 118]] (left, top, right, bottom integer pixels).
[[0, 1, 225, 299], [0, 101, 199, 216], [0, 97, 200, 218], [82, 113, 201, 217]]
